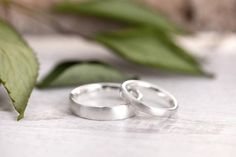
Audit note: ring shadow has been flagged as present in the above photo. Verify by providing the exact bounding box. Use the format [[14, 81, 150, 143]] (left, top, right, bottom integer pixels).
[[123, 114, 178, 134]]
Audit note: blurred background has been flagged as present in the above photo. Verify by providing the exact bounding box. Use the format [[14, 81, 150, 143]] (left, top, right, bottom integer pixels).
[[1, 0, 236, 34]]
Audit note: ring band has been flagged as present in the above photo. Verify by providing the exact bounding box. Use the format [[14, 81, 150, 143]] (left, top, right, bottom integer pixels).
[[70, 83, 140, 120], [121, 80, 178, 117]]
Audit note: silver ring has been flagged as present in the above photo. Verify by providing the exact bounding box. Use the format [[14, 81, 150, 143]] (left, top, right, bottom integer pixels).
[[70, 83, 141, 121], [121, 80, 178, 117]]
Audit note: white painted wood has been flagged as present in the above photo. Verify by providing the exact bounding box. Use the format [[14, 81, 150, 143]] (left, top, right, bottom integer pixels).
[[0, 34, 236, 157]]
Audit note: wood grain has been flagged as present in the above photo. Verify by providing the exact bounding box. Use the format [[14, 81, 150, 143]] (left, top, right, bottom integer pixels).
[[0, 34, 236, 157]]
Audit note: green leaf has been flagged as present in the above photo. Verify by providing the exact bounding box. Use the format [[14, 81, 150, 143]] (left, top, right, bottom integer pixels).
[[37, 61, 136, 88], [0, 20, 39, 120], [94, 28, 206, 75], [53, 0, 183, 33]]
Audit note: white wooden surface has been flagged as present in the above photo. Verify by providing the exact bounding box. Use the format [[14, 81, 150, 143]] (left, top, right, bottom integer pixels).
[[1, 33, 236, 157]]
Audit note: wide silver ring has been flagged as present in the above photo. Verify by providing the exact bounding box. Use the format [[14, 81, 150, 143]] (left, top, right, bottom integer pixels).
[[121, 80, 178, 117], [70, 83, 140, 121]]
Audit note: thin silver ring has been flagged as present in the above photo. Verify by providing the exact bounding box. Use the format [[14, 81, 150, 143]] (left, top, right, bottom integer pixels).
[[70, 83, 141, 121], [121, 80, 178, 117]]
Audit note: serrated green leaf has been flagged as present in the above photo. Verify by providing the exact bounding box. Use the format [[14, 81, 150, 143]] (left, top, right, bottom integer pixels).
[[0, 20, 39, 120], [37, 61, 136, 88], [53, 0, 183, 33], [94, 28, 206, 75]]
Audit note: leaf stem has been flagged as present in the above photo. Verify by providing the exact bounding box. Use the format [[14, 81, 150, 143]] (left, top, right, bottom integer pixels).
[[1, 0, 12, 21], [10, 1, 91, 39]]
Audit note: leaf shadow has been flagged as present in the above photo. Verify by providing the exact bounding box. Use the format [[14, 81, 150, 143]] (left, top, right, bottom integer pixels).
[[0, 86, 14, 112]]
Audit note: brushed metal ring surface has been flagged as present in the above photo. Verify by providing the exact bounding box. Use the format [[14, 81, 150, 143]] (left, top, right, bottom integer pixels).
[[70, 83, 140, 121], [121, 80, 178, 117]]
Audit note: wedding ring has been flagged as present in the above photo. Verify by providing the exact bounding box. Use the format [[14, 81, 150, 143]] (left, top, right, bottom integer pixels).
[[70, 83, 141, 120], [121, 80, 178, 117]]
